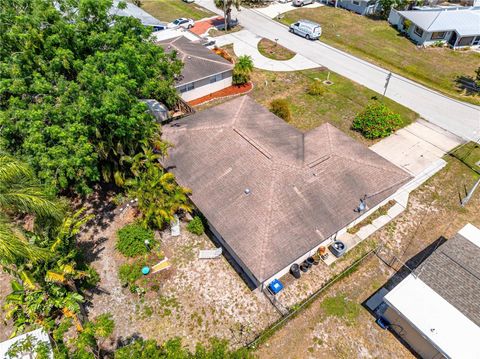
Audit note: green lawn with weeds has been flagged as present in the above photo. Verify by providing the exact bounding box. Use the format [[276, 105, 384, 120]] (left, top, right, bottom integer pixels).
[[320, 294, 360, 325], [141, 0, 214, 22], [279, 7, 480, 105], [250, 68, 418, 145]]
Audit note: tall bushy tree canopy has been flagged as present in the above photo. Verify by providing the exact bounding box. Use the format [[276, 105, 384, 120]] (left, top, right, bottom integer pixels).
[[0, 0, 182, 194]]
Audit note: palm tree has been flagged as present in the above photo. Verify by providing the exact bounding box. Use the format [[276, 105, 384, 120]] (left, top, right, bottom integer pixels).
[[0, 154, 63, 264], [214, 0, 241, 31]]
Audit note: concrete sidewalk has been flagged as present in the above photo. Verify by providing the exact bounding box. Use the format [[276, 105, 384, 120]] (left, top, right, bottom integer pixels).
[[214, 30, 319, 71]]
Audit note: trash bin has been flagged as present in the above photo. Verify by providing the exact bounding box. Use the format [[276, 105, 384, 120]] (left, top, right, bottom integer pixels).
[[290, 263, 301, 279]]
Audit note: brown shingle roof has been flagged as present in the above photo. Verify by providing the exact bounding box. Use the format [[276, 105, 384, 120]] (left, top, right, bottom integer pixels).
[[162, 96, 412, 283], [157, 36, 233, 86]]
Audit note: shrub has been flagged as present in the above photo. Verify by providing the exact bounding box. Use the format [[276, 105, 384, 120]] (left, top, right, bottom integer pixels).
[[352, 102, 403, 139], [270, 99, 292, 122], [116, 223, 155, 257], [187, 216, 205, 236], [118, 262, 143, 288], [307, 81, 326, 96]]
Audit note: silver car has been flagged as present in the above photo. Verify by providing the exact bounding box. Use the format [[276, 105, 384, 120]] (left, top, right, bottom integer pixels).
[[292, 0, 314, 6], [289, 19, 322, 40]]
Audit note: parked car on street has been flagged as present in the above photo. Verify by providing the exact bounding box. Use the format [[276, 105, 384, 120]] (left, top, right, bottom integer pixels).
[[168, 18, 195, 29], [289, 19, 322, 40], [292, 0, 314, 6]]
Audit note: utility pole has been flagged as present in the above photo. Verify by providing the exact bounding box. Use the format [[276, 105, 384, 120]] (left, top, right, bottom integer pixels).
[[383, 72, 392, 99]]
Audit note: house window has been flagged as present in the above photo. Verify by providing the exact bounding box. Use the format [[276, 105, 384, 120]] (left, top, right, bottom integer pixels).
[[457, 36, 475, 47], [179, 83, 194, 93], [413, 26, 424, 38], [431, 32, 446, 40], [353, 0, 360, 5], [472, 36, 480, 46], [209, 73, 223, 84]]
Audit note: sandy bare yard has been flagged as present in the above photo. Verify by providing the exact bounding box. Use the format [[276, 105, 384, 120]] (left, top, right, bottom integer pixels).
[[79, 205, 279, 350]]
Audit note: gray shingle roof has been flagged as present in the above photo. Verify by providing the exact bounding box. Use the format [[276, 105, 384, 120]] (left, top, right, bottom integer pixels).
[[414, 233, 480, 326], [157, 36, 233, 86], [162, 96, 412, 283]]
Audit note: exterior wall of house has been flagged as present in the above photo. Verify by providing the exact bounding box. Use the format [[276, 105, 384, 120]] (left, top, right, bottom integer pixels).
[[388, 9, 402, 27], [383, 306, 446, 359], [337, 0, 377, 15], [208, 222, 261, 288], [177, 70, 233, 102]]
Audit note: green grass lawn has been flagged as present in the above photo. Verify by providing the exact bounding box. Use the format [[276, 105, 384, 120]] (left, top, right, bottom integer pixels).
[[250, 67, 418, 145], [279, 7, 480, 105], [141, 0, 214, 22], [450, 142, 480, 173], [257, 38, 296, 61]]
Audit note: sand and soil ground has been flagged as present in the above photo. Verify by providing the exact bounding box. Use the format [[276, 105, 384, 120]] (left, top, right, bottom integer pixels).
[[78, 203, 279, 350]]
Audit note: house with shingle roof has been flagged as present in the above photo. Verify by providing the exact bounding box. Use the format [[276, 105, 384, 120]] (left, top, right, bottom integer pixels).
[[156, 36, 234, 102], [383, 223, 480, 359], [388, 7, 480, 48], [162, 96, 411, 288]]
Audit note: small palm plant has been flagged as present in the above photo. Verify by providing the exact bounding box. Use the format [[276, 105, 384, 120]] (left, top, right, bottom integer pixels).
[[124, 149, 192, 229], [233, 55, 254, 85]]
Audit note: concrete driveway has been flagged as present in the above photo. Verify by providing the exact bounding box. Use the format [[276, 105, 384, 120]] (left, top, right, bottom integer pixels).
[[370, 119, 463, 177], [214, 30, 319, 71]]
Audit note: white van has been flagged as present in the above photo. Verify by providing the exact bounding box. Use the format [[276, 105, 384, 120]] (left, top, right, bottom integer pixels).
[[289, 19, 322, 40]]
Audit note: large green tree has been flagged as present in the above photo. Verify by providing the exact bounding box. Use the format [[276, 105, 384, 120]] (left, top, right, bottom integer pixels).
[[0, 0, 182, 194]]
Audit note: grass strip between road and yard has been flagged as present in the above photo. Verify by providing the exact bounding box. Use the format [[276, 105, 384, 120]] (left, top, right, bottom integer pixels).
[[278, 7, 480, 106], [248, 247, 377, 349]]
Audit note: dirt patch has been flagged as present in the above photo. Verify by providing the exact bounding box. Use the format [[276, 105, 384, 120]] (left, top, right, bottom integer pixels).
[[257, 38, 295, 61], [79, 205, 279, 350]]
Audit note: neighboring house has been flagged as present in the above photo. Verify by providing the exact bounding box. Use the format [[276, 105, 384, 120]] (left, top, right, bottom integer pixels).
[[336, 0, 379, 16], [110, 0, 167, 30], [388, 7, 480, 48], [382, 223, 480, 359], [161, 96, 411, 288], [157, 36, 234, 102], [0, 329, 53, 358]]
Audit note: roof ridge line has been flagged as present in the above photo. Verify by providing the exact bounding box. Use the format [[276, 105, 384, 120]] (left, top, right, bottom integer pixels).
[[258, 165, 279, 281], [335, 153, 409, 177]]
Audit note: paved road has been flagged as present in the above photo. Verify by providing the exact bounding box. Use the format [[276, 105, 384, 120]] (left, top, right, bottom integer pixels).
[[196, 1, 480, 142]]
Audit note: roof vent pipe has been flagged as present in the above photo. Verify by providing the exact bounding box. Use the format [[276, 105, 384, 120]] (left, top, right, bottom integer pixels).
[[244, 188, 251, 195]]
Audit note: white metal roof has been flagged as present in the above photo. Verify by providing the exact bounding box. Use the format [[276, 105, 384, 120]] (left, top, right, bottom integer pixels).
[[0, 329, 53, 359], [398, 8, 480, 36], [384, 223, 480, 359]]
